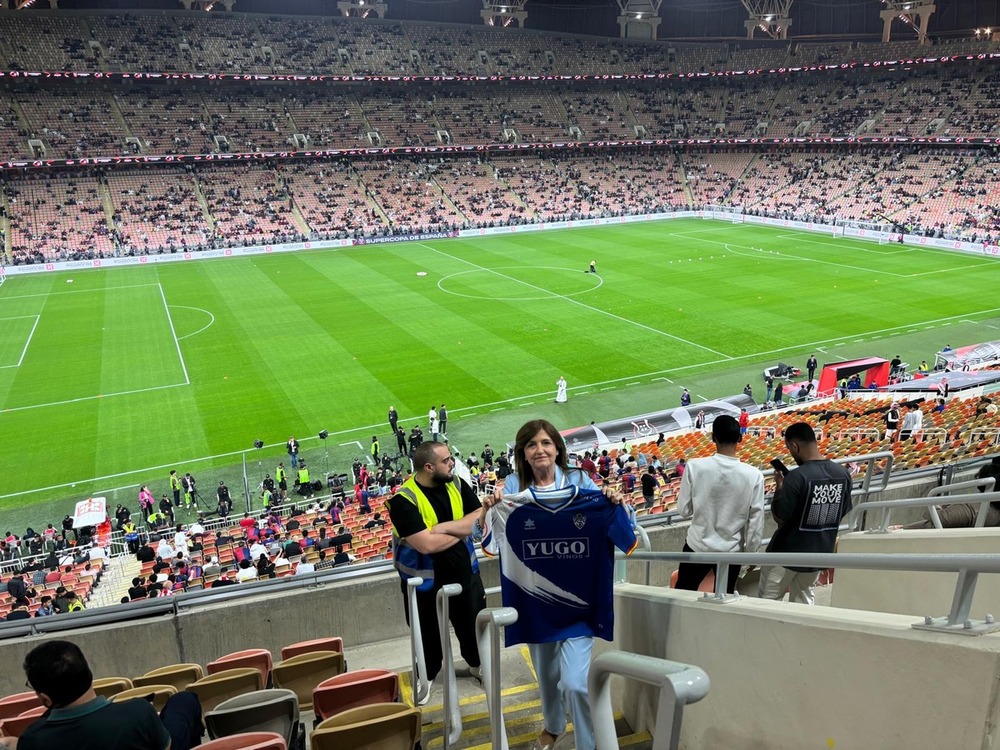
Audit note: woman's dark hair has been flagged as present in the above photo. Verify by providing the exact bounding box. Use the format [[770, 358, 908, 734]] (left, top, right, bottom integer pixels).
[[24, 640, 93, 708], [514, 419, 572, 489]]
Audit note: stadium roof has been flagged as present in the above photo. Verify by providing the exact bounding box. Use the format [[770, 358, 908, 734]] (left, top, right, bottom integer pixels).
[[20, 0, 1000, 41]]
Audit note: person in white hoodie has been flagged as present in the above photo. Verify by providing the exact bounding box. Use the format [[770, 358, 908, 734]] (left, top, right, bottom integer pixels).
[[675, 414, 765, 594]]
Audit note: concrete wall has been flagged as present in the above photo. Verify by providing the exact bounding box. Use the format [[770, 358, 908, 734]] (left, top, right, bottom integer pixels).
[[0, 473, 946, 697], [833, 528, 1000, 618], [615, 584, 1000, 750], [0, 563, 508, 697]]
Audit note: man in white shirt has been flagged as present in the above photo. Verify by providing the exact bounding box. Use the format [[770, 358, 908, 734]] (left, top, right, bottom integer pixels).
[[675, 415, 765, 594], [155, 537, 174, 561], [249, 540, 268, 561], [899, 403, 923, 441], [294, 559, 316, 575], [172, 525, 188, 552]]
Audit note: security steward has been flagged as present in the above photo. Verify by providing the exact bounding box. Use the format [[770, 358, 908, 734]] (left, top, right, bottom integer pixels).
[[388, 441, 485, 693], [371, 435, 381, 465], [296, 463, 312, 497], [276, 463, 288, 500]]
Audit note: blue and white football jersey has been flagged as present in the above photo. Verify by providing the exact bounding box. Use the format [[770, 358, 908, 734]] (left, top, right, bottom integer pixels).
[[482, 485, 637, 646]]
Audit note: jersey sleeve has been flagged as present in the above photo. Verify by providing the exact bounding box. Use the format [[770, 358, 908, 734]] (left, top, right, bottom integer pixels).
[[608, 504, 638, 555], [482, 504, 506, 557]]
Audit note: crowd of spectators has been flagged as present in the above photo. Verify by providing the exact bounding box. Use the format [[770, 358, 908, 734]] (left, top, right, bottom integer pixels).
[[1, 19, 999, 262], [2, 62, 997, 166], [2, 11, 996, 81], [4, 146, 999, 264]]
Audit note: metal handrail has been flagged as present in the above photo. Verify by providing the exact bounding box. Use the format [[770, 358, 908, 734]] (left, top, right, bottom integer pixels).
[[846, 483, 997, 531], [618, 550, 1000, 632], [589, 650, 710, 750], [407, 577, 430, 706], [475, 607, 518, 750], [437, 583, 464, 750]]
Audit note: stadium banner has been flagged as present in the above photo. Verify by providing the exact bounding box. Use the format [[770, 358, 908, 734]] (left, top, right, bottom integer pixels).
[[560, 395, 756, 455], [458, 211, 698, 239], [2, 49, 997, 89], [352, 231, 457, 245]]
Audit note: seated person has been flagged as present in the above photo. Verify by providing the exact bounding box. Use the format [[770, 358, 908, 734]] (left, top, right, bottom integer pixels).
[[12, 640, 202, 750]]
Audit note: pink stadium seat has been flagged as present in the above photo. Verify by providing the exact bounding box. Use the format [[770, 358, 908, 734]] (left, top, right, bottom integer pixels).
[[313, 669, 400, 722]]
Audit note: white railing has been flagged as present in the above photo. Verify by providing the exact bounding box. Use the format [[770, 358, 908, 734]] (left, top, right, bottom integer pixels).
[[406, 577, 431, 707], [437, 583, 464, 750], [476, 607, 519, 750], [619, 549, 1000, 635], [590, 650, 710, 750]]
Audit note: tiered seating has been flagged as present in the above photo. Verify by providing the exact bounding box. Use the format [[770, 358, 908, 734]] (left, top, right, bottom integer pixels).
[[173, 16, 270, 74], [0, 558, 105, 620], [945, 155, 1000, 237], [6, 174, 114, 263], [561, 90, 637, 140], [0, 15, 97, 72], [341, 23, 410, 76], [745, 150, 892, 220], [794, 42, 855, 66], [425, 90, 501, 144], [0, 98, 30, 161], [493, 157, 596, 221], [106, 170, 212, 253], [287, 91, 368, 150], [357, 93, 439, 147], [684, 152, 755, 206], [278, 162, 386, 237], [116, 89, 213, 155], [564, 153, 688, 214], [878, 68, 974, 138], [495, 90, 570, 144], [88, 15, 187, 73], [16, 92, 127, 160], [627, 87, 678, 137], [253, 18, 346, 76], [431, 161, 530, 226], [201, 93, 298, 153], [198, 165, 301, 244], [673, 44, 729, 74], [354, 160, 464, 232], [729, 46, 789, 71]]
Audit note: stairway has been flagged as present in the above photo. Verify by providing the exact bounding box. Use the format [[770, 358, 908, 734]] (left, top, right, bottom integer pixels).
[[398, 644, 653, 750], [192, 176, 217, 232], [90, 554, 141, 609], [1, 181, 11, 263]]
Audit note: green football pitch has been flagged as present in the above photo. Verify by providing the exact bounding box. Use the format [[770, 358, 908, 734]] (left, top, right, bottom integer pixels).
[[2, 218, 1000, 530]]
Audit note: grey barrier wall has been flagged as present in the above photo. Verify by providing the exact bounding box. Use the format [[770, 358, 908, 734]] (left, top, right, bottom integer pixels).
[[833, 528, 1000, 618], [0, 562, 505, 697], [615, 583, 1000, 750], [0, 473, 940, 697]]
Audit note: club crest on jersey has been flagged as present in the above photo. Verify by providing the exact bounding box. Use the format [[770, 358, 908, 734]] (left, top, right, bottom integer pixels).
[[523, 518, 535, 531], [573, 513, 587, 529]]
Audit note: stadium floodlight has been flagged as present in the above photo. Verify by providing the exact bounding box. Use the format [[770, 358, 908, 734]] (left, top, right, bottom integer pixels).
[[481, 0, 527, 28], [616, 0, 661, 39], [879, 0, 936, 45], [177, 0, 234, 10], [337, 0, 386, 18], [741, 0, 793, 40]]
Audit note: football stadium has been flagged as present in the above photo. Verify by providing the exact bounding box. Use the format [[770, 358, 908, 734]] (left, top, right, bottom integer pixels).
[[1, 0, 1000, 747]]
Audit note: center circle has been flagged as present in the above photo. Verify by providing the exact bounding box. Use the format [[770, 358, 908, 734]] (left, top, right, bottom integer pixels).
[[437, 266, 604, 301]]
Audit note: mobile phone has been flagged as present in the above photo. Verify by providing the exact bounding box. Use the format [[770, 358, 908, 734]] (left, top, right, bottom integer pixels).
[[770, 458, 789, 476]]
